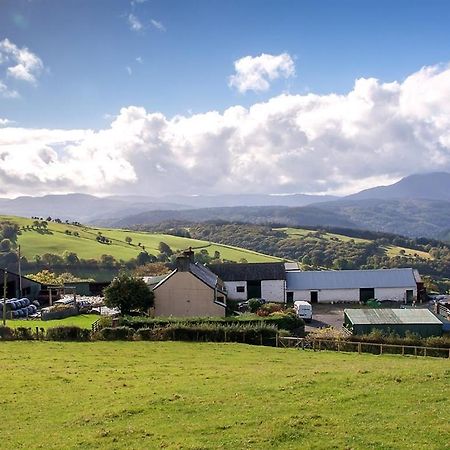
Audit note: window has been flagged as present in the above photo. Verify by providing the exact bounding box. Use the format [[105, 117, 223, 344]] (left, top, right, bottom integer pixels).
[[236, 286, 245, 293]]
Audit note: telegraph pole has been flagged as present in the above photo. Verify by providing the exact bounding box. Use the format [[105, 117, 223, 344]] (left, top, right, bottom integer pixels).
[[2, 269, 7, 326], [18, 245, 22, 298]]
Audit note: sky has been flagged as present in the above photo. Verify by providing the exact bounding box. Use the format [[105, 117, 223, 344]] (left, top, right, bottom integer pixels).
[[1, 0, 450, 198]]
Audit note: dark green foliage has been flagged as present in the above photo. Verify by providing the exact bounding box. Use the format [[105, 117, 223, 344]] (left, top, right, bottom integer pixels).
[[97, 326, 135, 340], [46, 326, 91, 341], [14, 327, 35, 340], [136, 323, 279, 345], [0, 326, 14, 340], [248, 298, 264, 313], [103, 273, 154, 315], [118, 312, 304, 335]]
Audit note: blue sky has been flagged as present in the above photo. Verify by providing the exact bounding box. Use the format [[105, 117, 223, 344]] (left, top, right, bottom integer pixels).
[[2, 0, 450, 129], [1, 0, 450, 198]]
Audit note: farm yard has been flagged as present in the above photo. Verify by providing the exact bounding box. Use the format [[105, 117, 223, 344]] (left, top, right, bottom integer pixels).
[[0, 341, 449, 449]]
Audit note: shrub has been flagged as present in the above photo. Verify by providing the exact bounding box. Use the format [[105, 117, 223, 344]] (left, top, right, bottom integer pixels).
[[248, 298, 264, 313], [46, 326, 91, 341], [136, 328, 157, 341], [14, 327, 35, 340], [256, 302, 284, 316], [0, 326, 14, 340], [97, 326, 135, 340]]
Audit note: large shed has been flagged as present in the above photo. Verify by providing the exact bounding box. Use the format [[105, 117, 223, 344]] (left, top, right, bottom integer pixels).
[[0, 270, 41, 300], [344, 308, 443, 337], [286, 268, 421, 304], [208, 262, 286, 302]]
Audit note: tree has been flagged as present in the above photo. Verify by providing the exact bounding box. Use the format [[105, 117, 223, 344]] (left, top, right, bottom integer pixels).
[[136, 251, 156, 266], [158, 241, 173, 256], [104, 273, 154, 315], [63, 251, 80, 265], [125, 236, 132, 245]]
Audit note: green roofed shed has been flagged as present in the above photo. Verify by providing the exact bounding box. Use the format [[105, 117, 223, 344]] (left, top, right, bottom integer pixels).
[[344, 308, 443, 337]]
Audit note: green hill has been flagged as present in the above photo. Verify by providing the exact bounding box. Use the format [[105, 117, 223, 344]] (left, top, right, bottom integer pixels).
[[1, 215, 282, 264]]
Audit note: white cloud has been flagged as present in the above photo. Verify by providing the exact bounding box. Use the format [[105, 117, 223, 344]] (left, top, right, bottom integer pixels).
[[128, 13, 143, 32], [229, 52, 295, 93], [0, 118, 14, 126], [126, 66, 132, 75], [0, 38, 43, 84], [150, 19, 166, 32], [3, 63, 450, 197], [136, 56, 143, 64], [0, 80, 19, 98]]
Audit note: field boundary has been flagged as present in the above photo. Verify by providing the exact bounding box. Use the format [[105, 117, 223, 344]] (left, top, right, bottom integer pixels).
[[278, 336, 450, 358]]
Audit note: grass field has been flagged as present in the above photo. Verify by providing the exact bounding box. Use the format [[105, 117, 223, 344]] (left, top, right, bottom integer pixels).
[[1, 215, 282, 263], [4, 315, 98, 330], [0, 342, 448, 449], [279, 227, 433, 261]]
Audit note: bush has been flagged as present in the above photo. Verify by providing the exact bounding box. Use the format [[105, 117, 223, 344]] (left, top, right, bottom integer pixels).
[[0, 326, 14, 340], [136, 327, 156, 341], [248, 298, 264, 313], [14, 327, 35, 340], [256, 302, 284, 316], [46, 326, 91, 341], [97, 326, 135, 340]]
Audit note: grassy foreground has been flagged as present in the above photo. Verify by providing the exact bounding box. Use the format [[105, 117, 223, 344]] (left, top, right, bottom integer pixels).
[[0, 342, 449, 449]]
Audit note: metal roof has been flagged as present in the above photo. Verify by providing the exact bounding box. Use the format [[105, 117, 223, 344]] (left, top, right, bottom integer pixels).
[[286, 268, 418, 290], [190, 263, 220, 290], [209, 262, 286, 281], [344, 308, 443, 325]]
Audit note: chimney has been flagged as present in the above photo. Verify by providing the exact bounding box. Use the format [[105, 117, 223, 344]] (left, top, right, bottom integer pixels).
[[176, 248, 194, 272]]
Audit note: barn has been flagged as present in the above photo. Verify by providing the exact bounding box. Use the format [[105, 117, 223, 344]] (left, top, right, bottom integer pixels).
[[286, 268, 422, 304], [344, 308, 443, 337], [0, 269, 41, 300], [208, 262, 286, 303]]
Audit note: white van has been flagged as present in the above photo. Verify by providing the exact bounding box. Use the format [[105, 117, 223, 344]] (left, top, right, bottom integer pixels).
[[294, 301, 313, 322]]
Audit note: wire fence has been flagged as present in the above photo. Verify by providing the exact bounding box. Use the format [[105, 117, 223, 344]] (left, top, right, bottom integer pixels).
[[277, 336, 450, 359]]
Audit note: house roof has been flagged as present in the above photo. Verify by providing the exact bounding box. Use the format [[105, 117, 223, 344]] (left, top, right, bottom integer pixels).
[[345, 308, 442, 325], [153, 262, 225, 293], [208, 262, 286, 281], [286, 268, 418, 290]]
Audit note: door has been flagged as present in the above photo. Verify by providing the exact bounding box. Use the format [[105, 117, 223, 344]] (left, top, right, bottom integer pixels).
[[286, 291, 294, 303], [310, 291, 318, 304], [406, 290, 413, 303], [359, 288, 375, 303], [247, 280, 261, 299]]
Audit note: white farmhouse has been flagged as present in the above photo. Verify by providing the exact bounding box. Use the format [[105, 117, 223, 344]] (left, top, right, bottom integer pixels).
[[209, 263, 286, 303], [286, 268, 423, 304]]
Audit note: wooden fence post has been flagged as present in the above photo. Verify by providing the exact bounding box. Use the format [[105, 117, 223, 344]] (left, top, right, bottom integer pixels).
[[358, 342, 361, 354], [275, 333, 279, 347], [380, 344, 383, 355]]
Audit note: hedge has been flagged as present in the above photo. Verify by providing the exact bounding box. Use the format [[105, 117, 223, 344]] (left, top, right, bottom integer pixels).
[[117, 312, 305, 335], [46, 326, 91, 341]]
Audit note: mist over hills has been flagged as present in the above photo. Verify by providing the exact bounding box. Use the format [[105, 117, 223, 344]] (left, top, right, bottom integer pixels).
[[2, 172, 450, 239]]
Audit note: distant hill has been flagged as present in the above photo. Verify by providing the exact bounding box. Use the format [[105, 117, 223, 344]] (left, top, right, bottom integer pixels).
[[346, 172, 450, 201]]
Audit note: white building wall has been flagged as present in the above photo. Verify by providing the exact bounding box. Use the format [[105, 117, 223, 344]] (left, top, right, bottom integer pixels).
[[375, 287, 416, 302], [224, 281, 247, 301], [289, 286, 417, 303], [261, 280, 285, 303]]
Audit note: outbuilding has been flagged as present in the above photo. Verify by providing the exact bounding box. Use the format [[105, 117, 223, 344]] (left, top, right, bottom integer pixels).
[[286, 268, 422, 304], [208, 262, 286, 303], [0, 269, 41, 300], [344, 308, 443, 337]]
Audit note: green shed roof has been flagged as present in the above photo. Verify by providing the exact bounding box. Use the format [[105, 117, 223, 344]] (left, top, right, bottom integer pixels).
[[344, 308, 442, 325]]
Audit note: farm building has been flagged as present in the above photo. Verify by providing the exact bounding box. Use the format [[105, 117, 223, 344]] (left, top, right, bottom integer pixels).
[[286, 268, 423, 304], [344, 308, 443, 337], [209, 262, 286, 303], [0, 269, 41, 300], [153, 250, 227, 317]]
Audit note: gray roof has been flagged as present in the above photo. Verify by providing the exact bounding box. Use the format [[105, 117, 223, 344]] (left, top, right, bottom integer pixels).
[[209, 262, 286, 282], [190, 262, 221, 290], [286, 268, 418, 290], [345, 308, 442, 325]]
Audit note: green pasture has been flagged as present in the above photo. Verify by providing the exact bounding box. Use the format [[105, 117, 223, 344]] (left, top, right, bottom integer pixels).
[[4, 314, 98, 330], [279, 226, 433, 260], [0, 341, 448, 449], [2, 215, 282, 263]]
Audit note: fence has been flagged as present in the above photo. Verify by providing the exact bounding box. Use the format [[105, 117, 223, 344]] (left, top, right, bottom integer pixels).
[[277, 336, 450, 358]]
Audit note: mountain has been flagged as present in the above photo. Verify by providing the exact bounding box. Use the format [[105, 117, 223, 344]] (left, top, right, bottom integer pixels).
[[345, 172, 450, 201]]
